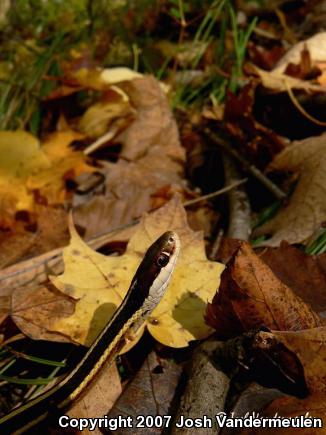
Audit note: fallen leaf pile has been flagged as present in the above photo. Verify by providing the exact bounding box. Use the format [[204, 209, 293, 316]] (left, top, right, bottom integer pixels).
[[12, 198, 224, 350], [74, 73, 186, 239], [207, 239, 326, 429]]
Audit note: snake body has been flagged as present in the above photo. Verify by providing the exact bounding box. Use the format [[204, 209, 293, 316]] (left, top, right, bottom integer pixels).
[[0, 231, 180, 434]]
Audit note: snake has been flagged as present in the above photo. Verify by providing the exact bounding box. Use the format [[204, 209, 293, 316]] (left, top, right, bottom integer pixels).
[[0, 231, 180, 434]]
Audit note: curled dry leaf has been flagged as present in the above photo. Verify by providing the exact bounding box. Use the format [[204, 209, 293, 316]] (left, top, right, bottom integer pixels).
[[117, 76, 183, 162], [254, 65, 323, 93], [273, 32, 326, 75], [206, 242, 321, 338], [259, 327, 326, 395], [49, 197, 224, 350], [248, 328, 326, 433], [68, 361, 121, 426], [255, 133, 326, 246], [79, 87, 134, 138]]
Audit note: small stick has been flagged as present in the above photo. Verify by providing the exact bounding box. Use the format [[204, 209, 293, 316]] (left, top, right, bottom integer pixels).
[[222, 153, 251, 240], [183, 178, 247, 207]]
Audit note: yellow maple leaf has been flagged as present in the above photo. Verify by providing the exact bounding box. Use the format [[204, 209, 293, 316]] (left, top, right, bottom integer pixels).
[[50, 197, 224, 349], [0, 131, 50, 218], [28, 130, 94, 204], [0, 129, 94, 224]]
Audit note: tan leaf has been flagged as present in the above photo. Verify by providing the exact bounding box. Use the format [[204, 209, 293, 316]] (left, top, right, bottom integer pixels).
[[254, 65, 323, 92], [255, 133, 326, 246], [79, 88, 134, 138], [206, 242, 321, 338], [117, 76, 184, 162], [273, 32, 326, 74], [75, 75, 186, 239], [12, 284, 75, 343], [0, 205, 69, 270], [68, 361, 121, 433], [108, 351, 182, 433]]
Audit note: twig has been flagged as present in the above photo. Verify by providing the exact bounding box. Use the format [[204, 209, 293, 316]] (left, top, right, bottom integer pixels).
[[83, 129, 118, 155], [222, 153, 251, 240], [203, 128, 287, 200], [183, 178, 247, 207], [285, 80, 326, 127]]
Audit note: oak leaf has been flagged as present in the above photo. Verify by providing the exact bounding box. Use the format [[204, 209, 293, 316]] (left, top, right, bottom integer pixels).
[[50, 197, 224, 349]]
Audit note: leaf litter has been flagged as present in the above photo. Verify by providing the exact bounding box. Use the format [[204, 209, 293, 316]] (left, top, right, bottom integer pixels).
[[2, 3, 326, 429]]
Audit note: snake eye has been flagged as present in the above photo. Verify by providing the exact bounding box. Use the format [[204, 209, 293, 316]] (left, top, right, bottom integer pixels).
[[157, 253, 169, 267]]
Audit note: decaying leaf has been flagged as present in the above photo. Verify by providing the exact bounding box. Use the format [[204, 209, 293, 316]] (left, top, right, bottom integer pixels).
[[12, 284, 75, 343], [255, 133, 326, 246], [69, 361, 121, 428], [206, 242, 321, 338], [108, 351, 182, 434], [49, 197, 224, 349]]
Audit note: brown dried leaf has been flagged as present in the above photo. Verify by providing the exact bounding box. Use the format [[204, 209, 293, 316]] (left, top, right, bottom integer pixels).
[[117, 76, 184, 163], [206, 242, 321, 338], [108, 351, 182, 434], [11, 284, 75, 343], [68, 361, 122, 433], [0, 206, 69, 270], [261, 242, 326, 313], [255, 133, 326, 246], [75, 76, 185, 239]]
